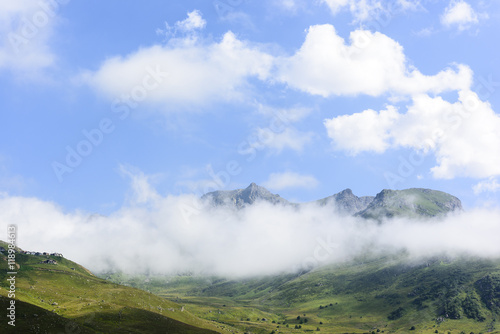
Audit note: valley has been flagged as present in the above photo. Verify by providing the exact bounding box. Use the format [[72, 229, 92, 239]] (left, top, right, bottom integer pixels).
[[104, 254, 500, 334]]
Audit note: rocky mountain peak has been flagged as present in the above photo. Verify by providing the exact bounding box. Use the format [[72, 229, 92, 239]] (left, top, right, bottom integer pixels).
[[202, 183, 290, 209], [317, 189, 374, 215]]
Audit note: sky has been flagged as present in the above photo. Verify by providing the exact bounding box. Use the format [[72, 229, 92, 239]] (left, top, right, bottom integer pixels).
[[1, 0, 500, 215]]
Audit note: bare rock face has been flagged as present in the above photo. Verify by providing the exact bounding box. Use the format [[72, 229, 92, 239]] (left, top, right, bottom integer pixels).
[[202, 183, 291, 209], [316, 189, 374, 215]]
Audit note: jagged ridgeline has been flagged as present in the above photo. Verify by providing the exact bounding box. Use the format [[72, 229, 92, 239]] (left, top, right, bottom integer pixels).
[[201, 182, 292, 209], [202, 183, 462, 219]]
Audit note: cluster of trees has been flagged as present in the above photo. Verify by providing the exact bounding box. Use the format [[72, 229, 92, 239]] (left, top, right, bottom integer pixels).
[[318, 303, 334, 309]]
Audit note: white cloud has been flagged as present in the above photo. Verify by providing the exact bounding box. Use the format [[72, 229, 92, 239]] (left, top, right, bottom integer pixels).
[[324, 106, 400, 155], [253, 127, 314, 153], [414, 26, 436, 37], [263, 171, 319, 190], [319, 0, 421, 22], [86, 22, 476, 110], [277, 24, 472, 98], [84, 31, 274, 109], [276, 0, 301, 12], [441, 0, 485, 31], [473, 178, 500, 195], [349, 0, 383, 22], [246, 105, 314, 154], [176, 10, 206, 32], [397, 0, 421, 11], [320, 0, 349, 15], [119, 164, 161, 205], [156, 10, 207, 39], [0, 0, 62, 72], [325, 90, 500, 179], [256, 104, 313, 123]]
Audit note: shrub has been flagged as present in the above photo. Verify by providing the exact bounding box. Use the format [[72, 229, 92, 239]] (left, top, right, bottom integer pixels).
[[388, 307, 405, 320]]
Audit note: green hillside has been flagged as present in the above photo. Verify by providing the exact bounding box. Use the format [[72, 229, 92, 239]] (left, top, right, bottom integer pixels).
[[0, 241, 228, 333], [109, 254, 500, 334], [357, 189, 463, 220]]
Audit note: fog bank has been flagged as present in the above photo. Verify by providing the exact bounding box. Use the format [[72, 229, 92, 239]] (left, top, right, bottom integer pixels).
[[1, 191, 499, 277]]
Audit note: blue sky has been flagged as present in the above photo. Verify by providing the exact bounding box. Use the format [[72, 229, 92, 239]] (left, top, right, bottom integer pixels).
[[1, 0, 500, 215]]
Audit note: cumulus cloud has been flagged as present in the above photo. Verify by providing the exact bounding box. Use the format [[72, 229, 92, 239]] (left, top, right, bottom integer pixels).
[[262, 171, 319, 190], [86, 18, 477, 110], [441, 0, 485, 32], [85, 18, 478, 112], [324, 106, 399, 154], [156, 10, 207, 39], [176, 10, 206, 32], [84, 31, 273, 109], [473, 177, 500, 195], [277, 24, 472, 98], [1, 175, 500, 278], [0, 0, 61, 72], [325, 90, 500, 179]]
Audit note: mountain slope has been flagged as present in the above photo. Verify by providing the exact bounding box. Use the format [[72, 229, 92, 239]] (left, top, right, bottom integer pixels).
[[356, 188, 463, 220]]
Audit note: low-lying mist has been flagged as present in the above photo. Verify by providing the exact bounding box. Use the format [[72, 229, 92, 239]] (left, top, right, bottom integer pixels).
[[1, 189, 499, 278]]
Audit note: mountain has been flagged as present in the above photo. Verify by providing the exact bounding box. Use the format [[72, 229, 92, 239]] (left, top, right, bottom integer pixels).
[[202, 183, 462, 220], [317, 188, 375, 215], [0, 241, 224, 333], [357, 188, 463, 220], [202, 182, 291, 209]]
